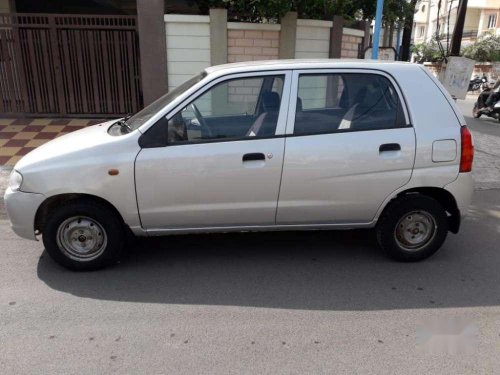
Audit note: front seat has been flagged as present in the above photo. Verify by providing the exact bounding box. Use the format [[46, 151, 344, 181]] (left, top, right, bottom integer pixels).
[[246, 91, 281, 137]]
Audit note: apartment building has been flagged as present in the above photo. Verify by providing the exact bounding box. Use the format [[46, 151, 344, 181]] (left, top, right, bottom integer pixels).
[[413, 0, 499, 45]]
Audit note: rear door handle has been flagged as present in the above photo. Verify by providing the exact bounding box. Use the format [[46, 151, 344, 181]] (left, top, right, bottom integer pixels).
[[242, 153, 265, 162], [379, 143, 401, 152]]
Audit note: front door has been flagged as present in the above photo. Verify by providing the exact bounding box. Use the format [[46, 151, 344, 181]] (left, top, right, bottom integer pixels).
[[135, 72, 291, 231], [277, 70, 416, 225]]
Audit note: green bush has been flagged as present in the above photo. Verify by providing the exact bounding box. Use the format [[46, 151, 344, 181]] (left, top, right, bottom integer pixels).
[[461, 33, 500, 62], [411, 39, 444, 63]]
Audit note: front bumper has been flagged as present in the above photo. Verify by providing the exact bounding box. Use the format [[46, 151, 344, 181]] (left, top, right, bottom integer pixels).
[[4, 188, 45, 240]]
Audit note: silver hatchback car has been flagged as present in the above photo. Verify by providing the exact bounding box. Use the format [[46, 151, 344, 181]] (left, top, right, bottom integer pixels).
[[5, 60, 474, 270]]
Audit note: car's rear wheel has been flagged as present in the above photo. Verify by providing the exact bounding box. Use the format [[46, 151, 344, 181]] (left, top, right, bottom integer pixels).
[[376, 195, 448, 262], [42, 199, 125, 270]]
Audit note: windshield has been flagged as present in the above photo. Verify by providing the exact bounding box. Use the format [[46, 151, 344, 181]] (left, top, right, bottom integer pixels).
[[125, 72, 207, 131]]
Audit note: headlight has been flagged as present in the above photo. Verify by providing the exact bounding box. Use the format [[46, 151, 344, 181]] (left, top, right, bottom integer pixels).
[[9, 170, 23, 191]]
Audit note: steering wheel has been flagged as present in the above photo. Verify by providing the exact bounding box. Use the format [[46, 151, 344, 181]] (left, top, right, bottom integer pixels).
[[190, 103, 212, 138]]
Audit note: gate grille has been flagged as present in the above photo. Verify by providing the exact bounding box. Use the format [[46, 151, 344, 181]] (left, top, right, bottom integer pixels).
[[0, 13, 142, 117]]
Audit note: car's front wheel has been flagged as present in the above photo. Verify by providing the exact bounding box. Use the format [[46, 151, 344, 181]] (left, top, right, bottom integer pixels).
[[42, 199, 125, 270], [376, 195, 448, 262]]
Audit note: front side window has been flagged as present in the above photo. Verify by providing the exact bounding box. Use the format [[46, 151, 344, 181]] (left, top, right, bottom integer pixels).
[[166, 75, 284, 144], [294, 73, 406, 136], [125, 72, 206, 131]]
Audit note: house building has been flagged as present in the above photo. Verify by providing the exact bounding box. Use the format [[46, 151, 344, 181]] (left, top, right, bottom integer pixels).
[[412, 0, 499, 46]]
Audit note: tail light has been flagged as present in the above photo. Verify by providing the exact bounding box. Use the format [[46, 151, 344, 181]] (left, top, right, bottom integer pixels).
[[460, 126, 474, 173]]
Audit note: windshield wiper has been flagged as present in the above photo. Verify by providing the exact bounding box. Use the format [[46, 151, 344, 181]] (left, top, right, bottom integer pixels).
[[114, 113, 133, 133]]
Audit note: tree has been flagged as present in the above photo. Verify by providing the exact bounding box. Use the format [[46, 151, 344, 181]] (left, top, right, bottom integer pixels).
[[400, 0, 419, 61], [198, 0, 412, 24]]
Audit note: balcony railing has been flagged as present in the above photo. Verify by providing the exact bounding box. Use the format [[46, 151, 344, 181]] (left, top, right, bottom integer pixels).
[[462, 30, 479, 38]]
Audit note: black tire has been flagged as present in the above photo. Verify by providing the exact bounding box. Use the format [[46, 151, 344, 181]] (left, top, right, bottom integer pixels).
[[42, 199, 125, 271], [376, 195, 448, 262], [472, 103, 481, 118]]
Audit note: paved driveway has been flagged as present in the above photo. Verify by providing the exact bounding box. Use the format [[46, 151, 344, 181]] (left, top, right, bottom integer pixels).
[[1, 98, 500, 374]]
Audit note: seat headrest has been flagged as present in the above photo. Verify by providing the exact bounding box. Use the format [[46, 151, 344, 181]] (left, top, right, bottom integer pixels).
[[262, 91, 280, 112], [354, 87, 367, 105], [296, 97, 303, 112]]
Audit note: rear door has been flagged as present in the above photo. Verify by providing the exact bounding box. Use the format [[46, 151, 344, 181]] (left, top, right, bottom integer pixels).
[[277, 69, 416, 225]]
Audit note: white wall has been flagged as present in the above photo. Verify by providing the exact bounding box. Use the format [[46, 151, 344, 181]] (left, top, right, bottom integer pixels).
[[295, 19, 332, 59], [165, 15, 211, 91]]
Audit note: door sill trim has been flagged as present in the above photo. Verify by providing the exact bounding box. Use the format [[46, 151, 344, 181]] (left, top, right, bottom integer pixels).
[[144, 222, 376, 236]]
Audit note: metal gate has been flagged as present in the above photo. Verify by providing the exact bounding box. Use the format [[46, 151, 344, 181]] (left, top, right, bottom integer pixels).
[[0, 13, 142, 117]]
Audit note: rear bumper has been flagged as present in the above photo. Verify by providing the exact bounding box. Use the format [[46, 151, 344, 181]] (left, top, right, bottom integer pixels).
[[4, 188, 45, 240], [444, 172, 473, 220]]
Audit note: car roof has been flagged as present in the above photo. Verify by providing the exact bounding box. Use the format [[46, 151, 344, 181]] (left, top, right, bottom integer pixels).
[[204, 58, 416, 76]]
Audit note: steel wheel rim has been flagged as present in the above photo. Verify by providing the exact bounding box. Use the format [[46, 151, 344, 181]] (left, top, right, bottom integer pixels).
[[394, 210, 437, 252], [56, 216, 107, 261]]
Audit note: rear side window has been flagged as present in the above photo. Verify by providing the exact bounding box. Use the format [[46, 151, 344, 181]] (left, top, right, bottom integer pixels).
[[294, 73, 407, 136]]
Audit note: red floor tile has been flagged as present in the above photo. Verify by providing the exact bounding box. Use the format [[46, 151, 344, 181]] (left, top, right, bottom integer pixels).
[[0, 132, 16, 139], [34, 132, 59, 139], [16, 147, 36, 156], [5, 139, 29, 147], [62, 125, 85, 132], [89, 119, 106, 125], [22, 125, 47, 132], [0, 156, 11, 164]]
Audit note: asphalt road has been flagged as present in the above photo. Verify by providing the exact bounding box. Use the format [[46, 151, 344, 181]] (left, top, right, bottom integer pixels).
[[1, 98, 500, 374], [457, 96, 500, 138]]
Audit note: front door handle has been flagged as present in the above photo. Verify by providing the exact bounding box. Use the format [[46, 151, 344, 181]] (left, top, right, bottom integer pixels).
[[379, 143, 401, 152], [243, 153, 265, 162]]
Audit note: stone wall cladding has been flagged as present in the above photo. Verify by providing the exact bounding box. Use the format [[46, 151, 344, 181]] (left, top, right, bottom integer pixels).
[[228, 29, 280, 63], [424, 62, 500, 80], [295, 20, 331, 59], [341, 35, 362, 58]]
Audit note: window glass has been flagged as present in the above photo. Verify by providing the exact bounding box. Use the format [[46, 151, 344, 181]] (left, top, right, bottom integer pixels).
[[487, 14, 497, 29], [126, 72, 206, 131], [294, 73, 406, 136], [167, 75, 284, 144]]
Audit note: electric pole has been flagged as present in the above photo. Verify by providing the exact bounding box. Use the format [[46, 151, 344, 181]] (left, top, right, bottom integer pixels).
[[450, 0, 468, 56]]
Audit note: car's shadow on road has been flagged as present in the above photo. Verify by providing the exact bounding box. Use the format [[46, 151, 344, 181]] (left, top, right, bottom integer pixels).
[[37, 190, 500, 311]]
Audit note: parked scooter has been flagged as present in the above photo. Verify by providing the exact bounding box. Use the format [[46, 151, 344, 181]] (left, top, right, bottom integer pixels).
[[473, 82, 500, 122], [468, 75, 487, 92]]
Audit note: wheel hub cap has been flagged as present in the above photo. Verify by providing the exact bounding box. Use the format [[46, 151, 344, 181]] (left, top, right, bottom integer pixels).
[[394, 210, 437, 251], [56, 216, 107, 261]]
